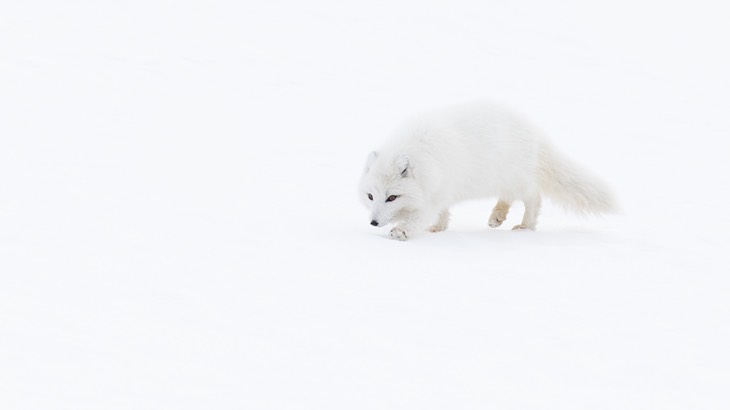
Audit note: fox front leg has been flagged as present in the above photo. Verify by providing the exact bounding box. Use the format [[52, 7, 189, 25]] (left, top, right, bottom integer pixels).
[[388, 209, 437, 241], [429, 209, 450, 232]]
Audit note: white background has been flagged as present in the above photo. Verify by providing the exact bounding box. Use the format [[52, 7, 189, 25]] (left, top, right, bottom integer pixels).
[[1, 1, 729, 409]]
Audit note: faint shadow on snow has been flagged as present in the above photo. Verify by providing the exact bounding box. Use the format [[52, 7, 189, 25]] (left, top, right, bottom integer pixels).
[[350, 226, 622, 252]]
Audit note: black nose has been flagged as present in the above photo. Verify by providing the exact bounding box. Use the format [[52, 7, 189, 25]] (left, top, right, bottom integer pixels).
[[370, 220, 379, 226]]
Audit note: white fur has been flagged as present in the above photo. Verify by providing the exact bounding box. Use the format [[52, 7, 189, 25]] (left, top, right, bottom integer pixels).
[[359, 101, 617, 240]]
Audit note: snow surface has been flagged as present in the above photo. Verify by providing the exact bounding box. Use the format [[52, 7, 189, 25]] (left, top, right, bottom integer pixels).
[[2, 1, 729, 409]]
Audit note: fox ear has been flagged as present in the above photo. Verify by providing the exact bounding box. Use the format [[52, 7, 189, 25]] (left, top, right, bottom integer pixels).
[[364, 151, 378, 173], [394, 154, 412, 178]]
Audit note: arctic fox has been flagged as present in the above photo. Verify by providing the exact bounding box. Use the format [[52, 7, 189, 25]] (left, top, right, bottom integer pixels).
[[359, 102, 616, 240]]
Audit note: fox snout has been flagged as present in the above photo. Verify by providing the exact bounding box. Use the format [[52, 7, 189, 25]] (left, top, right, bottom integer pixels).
[[370, 220, 380, 227]]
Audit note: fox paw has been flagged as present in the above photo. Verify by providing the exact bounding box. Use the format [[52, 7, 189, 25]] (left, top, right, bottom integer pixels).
[[489, 203, 509, 228], [429, 224, 447, 233], [512, 224, 535, 231], [489, 215, 506, 228], [389, 227, 409, 241]]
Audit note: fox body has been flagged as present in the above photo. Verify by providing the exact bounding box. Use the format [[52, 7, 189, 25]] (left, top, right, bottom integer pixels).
[[359, 102, 616, 240]]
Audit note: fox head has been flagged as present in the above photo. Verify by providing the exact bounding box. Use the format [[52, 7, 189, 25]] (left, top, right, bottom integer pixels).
[[359, 151, 423, 227]]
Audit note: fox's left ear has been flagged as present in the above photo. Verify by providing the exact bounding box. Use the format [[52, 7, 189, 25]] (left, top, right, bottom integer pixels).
[[394, 154, 412, 178], [364, 151, 378, 173]]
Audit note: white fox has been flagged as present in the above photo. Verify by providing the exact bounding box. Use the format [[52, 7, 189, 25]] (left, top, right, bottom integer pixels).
[[359, 102, 616, 240]]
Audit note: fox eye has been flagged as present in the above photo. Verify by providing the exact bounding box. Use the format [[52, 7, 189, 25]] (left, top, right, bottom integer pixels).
[[367, 193, 373, 200], [386, 195, 398, 202]]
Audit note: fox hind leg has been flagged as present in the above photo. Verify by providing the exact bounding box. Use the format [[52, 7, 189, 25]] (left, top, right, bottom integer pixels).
[[489, 199, 511, 228], [512, 194, 541, 231]]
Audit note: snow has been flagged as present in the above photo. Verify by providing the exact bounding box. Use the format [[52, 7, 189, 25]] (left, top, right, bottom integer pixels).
[[1, 1, 729, 409]]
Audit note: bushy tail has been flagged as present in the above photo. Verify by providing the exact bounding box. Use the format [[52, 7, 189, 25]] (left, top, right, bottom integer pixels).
[[538, 143, 618, 214]]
